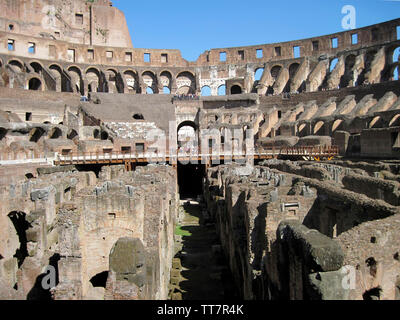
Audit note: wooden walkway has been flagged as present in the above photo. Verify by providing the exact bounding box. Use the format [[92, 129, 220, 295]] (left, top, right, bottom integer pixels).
[[54, 146, 339, 169]]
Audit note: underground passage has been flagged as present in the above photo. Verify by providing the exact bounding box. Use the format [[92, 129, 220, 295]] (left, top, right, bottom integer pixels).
[[0, 0, 400, 302]]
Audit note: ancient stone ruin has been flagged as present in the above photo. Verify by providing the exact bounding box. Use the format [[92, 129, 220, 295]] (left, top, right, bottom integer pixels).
[[0, 0, 399, 300]]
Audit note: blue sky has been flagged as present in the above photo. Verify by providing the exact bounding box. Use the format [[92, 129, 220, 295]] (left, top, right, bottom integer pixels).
[[113, 0, 400, 61]]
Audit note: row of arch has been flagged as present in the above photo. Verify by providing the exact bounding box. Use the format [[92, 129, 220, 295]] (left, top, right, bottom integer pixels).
[[1, 57, 198, 95], [295, 113, 400, 138], [327, 45, 400, 88], [2, 44, 398, 96]]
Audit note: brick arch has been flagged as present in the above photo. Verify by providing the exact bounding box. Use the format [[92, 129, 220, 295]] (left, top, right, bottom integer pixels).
[[389, 114, 400, 127], [67, 65, 83, 76], [332, 119, 344, 132], [84, 215, 139, 233], [29, 60, 44, 72], [142, 70, 158, 93], [7, 58, 25, 72], [27, 76, 43, 91]]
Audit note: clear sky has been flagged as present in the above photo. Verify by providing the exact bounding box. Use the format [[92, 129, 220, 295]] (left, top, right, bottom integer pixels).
[[113, 0, 400, 61]]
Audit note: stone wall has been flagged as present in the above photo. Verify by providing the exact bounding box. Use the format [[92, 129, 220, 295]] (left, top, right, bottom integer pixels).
[[204, 162, 400, 300], [0, 164, 179, 300], [53, 165, 178, 300]]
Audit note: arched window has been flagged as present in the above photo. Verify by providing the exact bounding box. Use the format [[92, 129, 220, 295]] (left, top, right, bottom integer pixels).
[[50, 127, 62, 139], [217, 85, 226, 96], [201, 86, 211, 96]]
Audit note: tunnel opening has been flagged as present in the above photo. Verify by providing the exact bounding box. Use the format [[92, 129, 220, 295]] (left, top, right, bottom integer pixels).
[[90, 271, 109, 288], [177, 163, 205, 199]]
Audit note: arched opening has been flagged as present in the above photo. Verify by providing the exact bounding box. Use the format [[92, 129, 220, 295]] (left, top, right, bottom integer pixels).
[[105, 69, 121, 93], [50, 127, 62, 139], [341, 54, 356, 87], [271, 65, 282, 80], [100, 131, 108, 140], [289, 63, 300, 78], [389, 114, 400, 127], [332, 119, 344, 132], [30, 62, 43, 75], [313, 121, 325, 135], [29, 127, 45, 142], [160, 71, 172, 93], [392, 47, 400, 81], [124, 70, 139, 93], [201, 86, 211, 96], [93, 129, 100, 139], [218, 85, 226, 96], [176, 71, 195, 94], [8, 211, 30, 268], [268, 65, 282, 94], [284, 63, 301, 93], [8, 60, 24, 72], [369, 116, 382, 129], [49, 64, 67, 92], [298, 123, 307, 137], [67, 129, 78, 140], [345, 54, 356, 72], [133, 113, 144, 120], [177, 121, 198, 151], [90, 271, 109, 288], [86, 68, 101, 93], [142, 71, 157, 94], [230, 85, 242, 95], [68, 66, 83, 95], [28, 78, 42, 91]]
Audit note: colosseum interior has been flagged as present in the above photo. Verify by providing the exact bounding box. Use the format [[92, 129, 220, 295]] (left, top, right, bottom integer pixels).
[[0, 0, 399, 301]]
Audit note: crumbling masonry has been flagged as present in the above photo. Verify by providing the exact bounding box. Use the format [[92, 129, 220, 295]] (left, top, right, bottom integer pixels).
[[0, 0, 399, 300]]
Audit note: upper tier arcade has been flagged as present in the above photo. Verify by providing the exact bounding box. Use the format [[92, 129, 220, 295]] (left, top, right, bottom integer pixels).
[[0, 3, 399, 98]]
